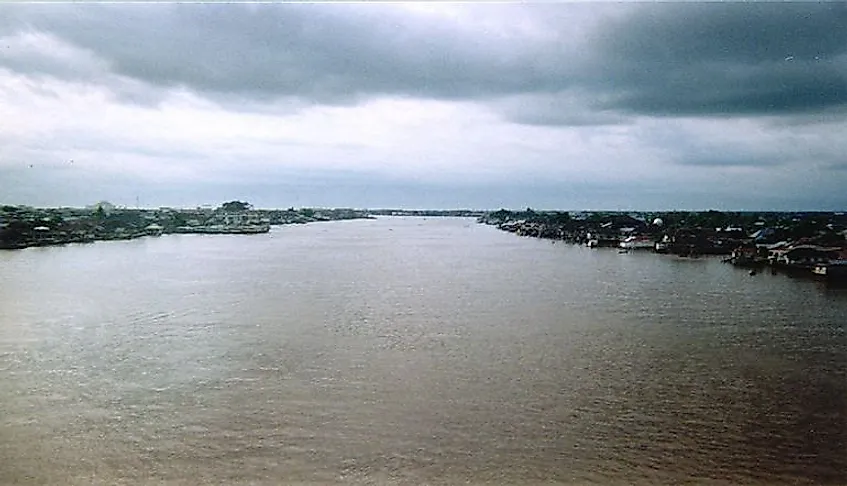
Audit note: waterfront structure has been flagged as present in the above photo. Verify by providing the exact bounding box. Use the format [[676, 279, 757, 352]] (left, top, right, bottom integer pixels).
[[144, 224, 164, 236], [86, 201, 116, 215], [478, 209, 847, 281], [619, 235, 654, 250]]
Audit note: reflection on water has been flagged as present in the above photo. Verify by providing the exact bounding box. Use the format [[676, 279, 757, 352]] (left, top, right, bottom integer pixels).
[[1, 217, 846, 484]]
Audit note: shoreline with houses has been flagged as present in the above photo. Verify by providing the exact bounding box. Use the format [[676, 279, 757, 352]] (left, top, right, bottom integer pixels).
[[0, 201, 373, 250], [478, 209, 847, 283], [5, 203, 847, 284]]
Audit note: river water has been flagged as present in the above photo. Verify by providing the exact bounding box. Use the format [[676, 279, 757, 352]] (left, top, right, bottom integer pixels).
[[1, 217, 845, 485]]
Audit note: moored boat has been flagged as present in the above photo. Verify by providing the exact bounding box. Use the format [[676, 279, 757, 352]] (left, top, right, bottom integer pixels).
[[619, 235, 654, 250], [812, 260, 847, 281]]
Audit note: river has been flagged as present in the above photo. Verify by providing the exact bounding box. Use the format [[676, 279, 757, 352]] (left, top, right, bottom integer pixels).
[[1, 217, 845, 485]]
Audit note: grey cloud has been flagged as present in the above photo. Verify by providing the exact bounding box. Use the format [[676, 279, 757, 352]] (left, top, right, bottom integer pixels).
[[829, 163, 847, 172], [496, 92, 629, 127], [670, 141, 847, 172], [1, 4, 597, 125], [0, 41, 101, 83], [1, 3, 845, 124], [636, 119, 823, 171], [676, 154, 781, 168], [597, 4, 847, 66], [0, 26, 169, 106], [591, 3, 847, 116], [0, 4, 574, 104]]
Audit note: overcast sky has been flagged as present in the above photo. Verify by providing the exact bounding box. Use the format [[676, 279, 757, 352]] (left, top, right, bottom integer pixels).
[[1, 3, 846, 210]]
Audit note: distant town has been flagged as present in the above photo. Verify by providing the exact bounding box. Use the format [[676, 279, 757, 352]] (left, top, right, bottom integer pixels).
[[2, 202, 846, 282], [0, 201, 494, 251], [479, 209, 847, 282], [0, 200, 373, 250]]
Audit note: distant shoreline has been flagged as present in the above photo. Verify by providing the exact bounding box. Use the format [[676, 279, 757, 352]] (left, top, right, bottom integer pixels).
[[0, 206, 377, 251]]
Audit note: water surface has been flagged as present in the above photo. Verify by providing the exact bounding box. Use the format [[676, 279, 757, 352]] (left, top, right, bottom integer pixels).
[[2, 217, 846, 484]]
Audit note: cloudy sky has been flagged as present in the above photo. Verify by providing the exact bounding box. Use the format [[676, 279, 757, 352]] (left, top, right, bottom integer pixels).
[[1, 3, 845, 210]]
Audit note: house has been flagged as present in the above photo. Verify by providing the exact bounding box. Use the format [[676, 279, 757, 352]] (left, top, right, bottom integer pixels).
[[144, 224, 164, 236], [751, 227, 777, 243], [731, 243, 759, 264], [780, 245, 838, 267]]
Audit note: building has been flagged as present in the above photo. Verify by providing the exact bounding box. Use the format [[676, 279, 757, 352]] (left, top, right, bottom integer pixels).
[[87, 201, 116, 215]]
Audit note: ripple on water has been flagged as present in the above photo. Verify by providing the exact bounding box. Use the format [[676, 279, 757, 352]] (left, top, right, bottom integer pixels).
[[1, 218, 846, 485]]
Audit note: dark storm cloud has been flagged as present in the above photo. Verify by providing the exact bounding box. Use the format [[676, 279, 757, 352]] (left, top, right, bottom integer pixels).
[[1, 3, 845, 121], [591, 3, 847, 116]]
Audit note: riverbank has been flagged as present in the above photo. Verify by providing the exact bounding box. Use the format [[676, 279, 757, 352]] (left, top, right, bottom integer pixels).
[[0, 205, 374, 250], [478, 209, 847, 283]]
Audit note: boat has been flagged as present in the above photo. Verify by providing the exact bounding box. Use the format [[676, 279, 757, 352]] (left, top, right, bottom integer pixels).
[[619, 235, 654, 250], [813, 260, 847, 281]]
